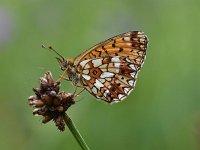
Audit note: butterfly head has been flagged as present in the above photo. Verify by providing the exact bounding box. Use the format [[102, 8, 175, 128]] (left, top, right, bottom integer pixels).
[[56, 57, 68, 71], [57, 57, 80, 85]]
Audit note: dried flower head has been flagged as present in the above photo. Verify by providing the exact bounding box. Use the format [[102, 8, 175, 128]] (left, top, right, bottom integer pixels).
[[28, 71, 75, 131]]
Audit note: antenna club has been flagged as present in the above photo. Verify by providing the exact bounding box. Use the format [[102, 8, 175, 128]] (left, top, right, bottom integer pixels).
[[41, 44, 65, 60], [41, 44, 53, 50]]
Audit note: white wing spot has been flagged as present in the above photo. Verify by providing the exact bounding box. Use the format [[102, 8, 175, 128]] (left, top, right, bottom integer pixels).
[[100, 72, 115, 78], [110, 99, 120, 104], [140, 45, 144, 49], [124, 37, 130, 41], [100, 68, 107, 72], [118, 94, 125, 100], [92, 58, 103, 67], [140, 38, 145, 42], [124, 87, 131, 94], [92, 87, 98, 94], [94, 79, 104, 90], [84, 64, 90, 69], [82, 74, 91, 80], [103, 89, 109, 97], [114, 63, 121, 68], [80, 59, 91, 68], [132, 38, 138, 41], [129, 64, 136, 70], [126, 57, 132, 63], [99, 78, 106, 83], [126, 43, 132, 46], [99, 64, 108, 68], [138, 31, 144, 35], [128, 80, 134, 86], [82, 69, 89, 74], [96, 95, 101, 99], [106, 78, 112, 81], [115, 69, 120, 73], [130, 72, 136, 78], [111, 56, 120, 62]]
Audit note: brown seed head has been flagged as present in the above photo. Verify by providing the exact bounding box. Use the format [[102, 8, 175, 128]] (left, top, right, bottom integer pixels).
[[28, 71, 76, 131]]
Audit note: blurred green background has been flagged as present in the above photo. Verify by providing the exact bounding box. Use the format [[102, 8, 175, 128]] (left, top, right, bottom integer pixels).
[[0, 0, 200, 150]]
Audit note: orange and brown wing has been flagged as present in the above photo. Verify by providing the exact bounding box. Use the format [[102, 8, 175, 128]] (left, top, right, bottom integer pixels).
[[74, 31, 148, 103], [77, 56, 139, 103], [74, 31, 148, 69]]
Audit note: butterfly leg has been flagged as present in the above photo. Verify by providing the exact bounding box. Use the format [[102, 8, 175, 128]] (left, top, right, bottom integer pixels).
[[73, 86, 85, 97], [56, 69, 69, 82]]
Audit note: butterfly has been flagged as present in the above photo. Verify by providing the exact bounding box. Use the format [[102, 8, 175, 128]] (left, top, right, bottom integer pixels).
[[49, 31, 148, 104]]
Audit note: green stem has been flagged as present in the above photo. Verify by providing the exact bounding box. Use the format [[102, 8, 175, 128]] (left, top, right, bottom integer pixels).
[[64, 114, 90, 150]]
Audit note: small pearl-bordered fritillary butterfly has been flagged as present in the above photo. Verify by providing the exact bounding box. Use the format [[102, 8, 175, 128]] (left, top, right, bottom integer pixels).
[[50, 31, 148, 104]]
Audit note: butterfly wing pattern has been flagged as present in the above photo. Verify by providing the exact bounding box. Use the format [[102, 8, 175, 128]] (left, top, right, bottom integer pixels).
[[74, 31, 148, 103]]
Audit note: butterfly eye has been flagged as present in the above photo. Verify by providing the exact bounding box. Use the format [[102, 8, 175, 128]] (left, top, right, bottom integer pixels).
[[60, 66, 66, 71], [56, 57, 68, 71], [61, 60, 68, 70]]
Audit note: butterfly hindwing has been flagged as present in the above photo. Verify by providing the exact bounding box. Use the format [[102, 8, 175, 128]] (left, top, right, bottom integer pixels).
[[78, 56, 138, 103]]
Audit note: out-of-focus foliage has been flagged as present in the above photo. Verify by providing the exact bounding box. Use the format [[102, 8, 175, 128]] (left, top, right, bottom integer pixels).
[[0, 0, 199, 150]]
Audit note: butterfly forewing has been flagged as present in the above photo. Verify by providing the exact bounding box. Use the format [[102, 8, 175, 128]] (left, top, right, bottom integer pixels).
[[73, 31, 148, 103], [74, 31, 147, 66]]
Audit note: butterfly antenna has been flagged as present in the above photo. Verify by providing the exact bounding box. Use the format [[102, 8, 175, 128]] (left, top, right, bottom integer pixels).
[[42, 45, 65, 60]]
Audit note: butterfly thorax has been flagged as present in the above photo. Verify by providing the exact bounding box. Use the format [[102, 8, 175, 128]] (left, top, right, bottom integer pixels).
[[65, 59, 82, 87]]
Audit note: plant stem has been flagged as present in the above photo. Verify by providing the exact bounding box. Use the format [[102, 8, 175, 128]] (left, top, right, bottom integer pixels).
[[64, 114, 90, 150]]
